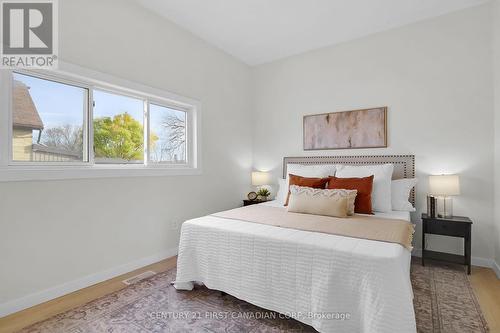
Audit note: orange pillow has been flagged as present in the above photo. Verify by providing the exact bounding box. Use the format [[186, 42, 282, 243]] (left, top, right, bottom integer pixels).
[[327, 176, 374, 214], [285, 174, 330, 206]]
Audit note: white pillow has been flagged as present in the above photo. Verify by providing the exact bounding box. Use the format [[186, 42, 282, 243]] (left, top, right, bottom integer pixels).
[[275, 178, 287, 205], [391, 178, 417, 212], [335, 164, 394, 213]]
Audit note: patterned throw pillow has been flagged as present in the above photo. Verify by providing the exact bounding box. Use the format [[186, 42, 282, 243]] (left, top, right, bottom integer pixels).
[[288, 185, 358, 216]]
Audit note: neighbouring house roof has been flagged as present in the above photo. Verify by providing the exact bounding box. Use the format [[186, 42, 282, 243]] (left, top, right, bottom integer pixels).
[[32, 144, 81, 158], [13, 80, 44, 130]]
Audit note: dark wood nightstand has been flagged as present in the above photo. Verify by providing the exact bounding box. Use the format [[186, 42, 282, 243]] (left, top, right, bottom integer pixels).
[[243, 200, 266, 206], [421, 213, 472, 274]]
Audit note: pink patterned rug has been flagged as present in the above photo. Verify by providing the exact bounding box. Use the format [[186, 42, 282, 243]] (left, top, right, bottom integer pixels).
[[18, 259, 488, 333]]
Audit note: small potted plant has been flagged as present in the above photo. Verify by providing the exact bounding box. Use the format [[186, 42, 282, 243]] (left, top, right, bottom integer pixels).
[[257, 188, 271, 201]]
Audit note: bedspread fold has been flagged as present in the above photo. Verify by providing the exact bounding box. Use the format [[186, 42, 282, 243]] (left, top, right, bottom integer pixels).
[[213, 205, 414, 250]]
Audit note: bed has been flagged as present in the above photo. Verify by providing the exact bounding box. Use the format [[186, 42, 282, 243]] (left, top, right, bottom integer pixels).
[[175, 155, 417, 333]]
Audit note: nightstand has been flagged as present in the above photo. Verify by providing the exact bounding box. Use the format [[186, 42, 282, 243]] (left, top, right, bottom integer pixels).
[[421, 213, 472, 274], [243, 200, 266, 206]]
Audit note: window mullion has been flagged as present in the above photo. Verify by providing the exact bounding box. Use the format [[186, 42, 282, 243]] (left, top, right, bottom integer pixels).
[[144, 100, 149, 166], [88, 88, 95, 165]]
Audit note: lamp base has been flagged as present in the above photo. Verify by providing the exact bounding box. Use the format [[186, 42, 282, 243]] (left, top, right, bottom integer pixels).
[[437, 196, 453, 218]]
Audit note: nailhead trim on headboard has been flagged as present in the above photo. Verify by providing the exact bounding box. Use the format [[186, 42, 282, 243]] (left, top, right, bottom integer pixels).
[[283, 155, 416, 206]]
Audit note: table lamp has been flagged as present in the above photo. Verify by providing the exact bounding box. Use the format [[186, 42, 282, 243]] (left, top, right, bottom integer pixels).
[[252, 171, 270, 187], [251, 171, 271, 200], [429, 174, 460, 218]]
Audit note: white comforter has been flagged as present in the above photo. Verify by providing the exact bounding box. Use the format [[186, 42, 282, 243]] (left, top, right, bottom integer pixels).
[[174, 202, 416, 333]]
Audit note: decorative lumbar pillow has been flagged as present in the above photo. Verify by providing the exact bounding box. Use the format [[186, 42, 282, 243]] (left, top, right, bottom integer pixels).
[[288, 185, 357, 215], [328, 175, 374, 214], [287, 185, 349, 218], [335, 164, 394, 213], [285, 174, 331, 206], [335, 189, 358, 216], [391, 178, 417, 212]]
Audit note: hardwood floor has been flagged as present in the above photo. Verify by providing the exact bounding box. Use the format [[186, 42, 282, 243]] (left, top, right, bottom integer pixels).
[[470, 266, 500, 333], [0, 258, 498, 333], [0, 257, 177, 333]]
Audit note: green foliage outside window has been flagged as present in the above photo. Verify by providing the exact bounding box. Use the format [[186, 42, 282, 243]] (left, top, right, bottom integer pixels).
[[94, 113, 157, 161]]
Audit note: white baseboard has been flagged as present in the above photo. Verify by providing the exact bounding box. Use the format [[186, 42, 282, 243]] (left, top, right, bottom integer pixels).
[[492, 260, 500, 279], [470, 256, 494, 268], [0, 247, 178, 318], [412, 248, 500, 278]]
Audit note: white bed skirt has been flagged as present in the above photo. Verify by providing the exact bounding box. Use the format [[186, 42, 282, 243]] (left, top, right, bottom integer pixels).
[[174, 214, 416, 333]]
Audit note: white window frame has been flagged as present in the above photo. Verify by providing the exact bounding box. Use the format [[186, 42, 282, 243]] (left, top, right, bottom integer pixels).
[[9, 70, 92, 167], [147, 101, 191, 166], [0, 62, 201, 182]]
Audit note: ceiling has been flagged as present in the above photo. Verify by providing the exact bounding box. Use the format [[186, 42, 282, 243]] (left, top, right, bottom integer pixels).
[[135, 0, 488, 66]]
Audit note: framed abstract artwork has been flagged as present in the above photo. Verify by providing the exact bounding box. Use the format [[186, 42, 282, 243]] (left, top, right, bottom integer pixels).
[[303, 107, 387, 150]]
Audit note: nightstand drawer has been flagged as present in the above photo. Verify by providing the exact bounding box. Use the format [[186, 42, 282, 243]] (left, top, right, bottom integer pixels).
[[426, 220, 466, 237]]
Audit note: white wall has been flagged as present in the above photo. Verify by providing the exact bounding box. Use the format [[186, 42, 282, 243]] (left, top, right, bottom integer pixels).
[[0, 0, 252, 312], [252, 5, 495, 261], [494, 0, 500, 268]]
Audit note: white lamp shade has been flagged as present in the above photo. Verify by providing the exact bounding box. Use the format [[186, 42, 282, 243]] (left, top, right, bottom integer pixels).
[[429, 174, 460, 196], [252, 171, 270, 186]]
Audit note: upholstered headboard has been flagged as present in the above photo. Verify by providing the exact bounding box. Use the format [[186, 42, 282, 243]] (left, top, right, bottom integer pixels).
[[283, 155, 416, 205]]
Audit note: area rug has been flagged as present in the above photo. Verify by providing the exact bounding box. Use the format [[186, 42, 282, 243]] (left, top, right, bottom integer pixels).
[[412, 259, 488, 333], [18, 259, 488, 333]]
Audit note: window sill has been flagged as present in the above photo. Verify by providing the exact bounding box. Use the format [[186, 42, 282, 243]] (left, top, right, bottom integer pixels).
[[0, 165, 202, 182]]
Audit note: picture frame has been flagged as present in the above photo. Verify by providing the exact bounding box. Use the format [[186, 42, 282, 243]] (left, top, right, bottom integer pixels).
[[303, 107, 387, 150]]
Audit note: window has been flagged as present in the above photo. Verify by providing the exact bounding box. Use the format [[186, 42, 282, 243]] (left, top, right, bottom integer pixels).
[[93, 90, 145, 164], [149, 104, 187, 164], [12, 72, 88, 163], [0, 68, 199, 181]]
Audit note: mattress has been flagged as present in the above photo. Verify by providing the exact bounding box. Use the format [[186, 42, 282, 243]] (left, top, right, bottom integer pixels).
[[175, 202, 416, 333]]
